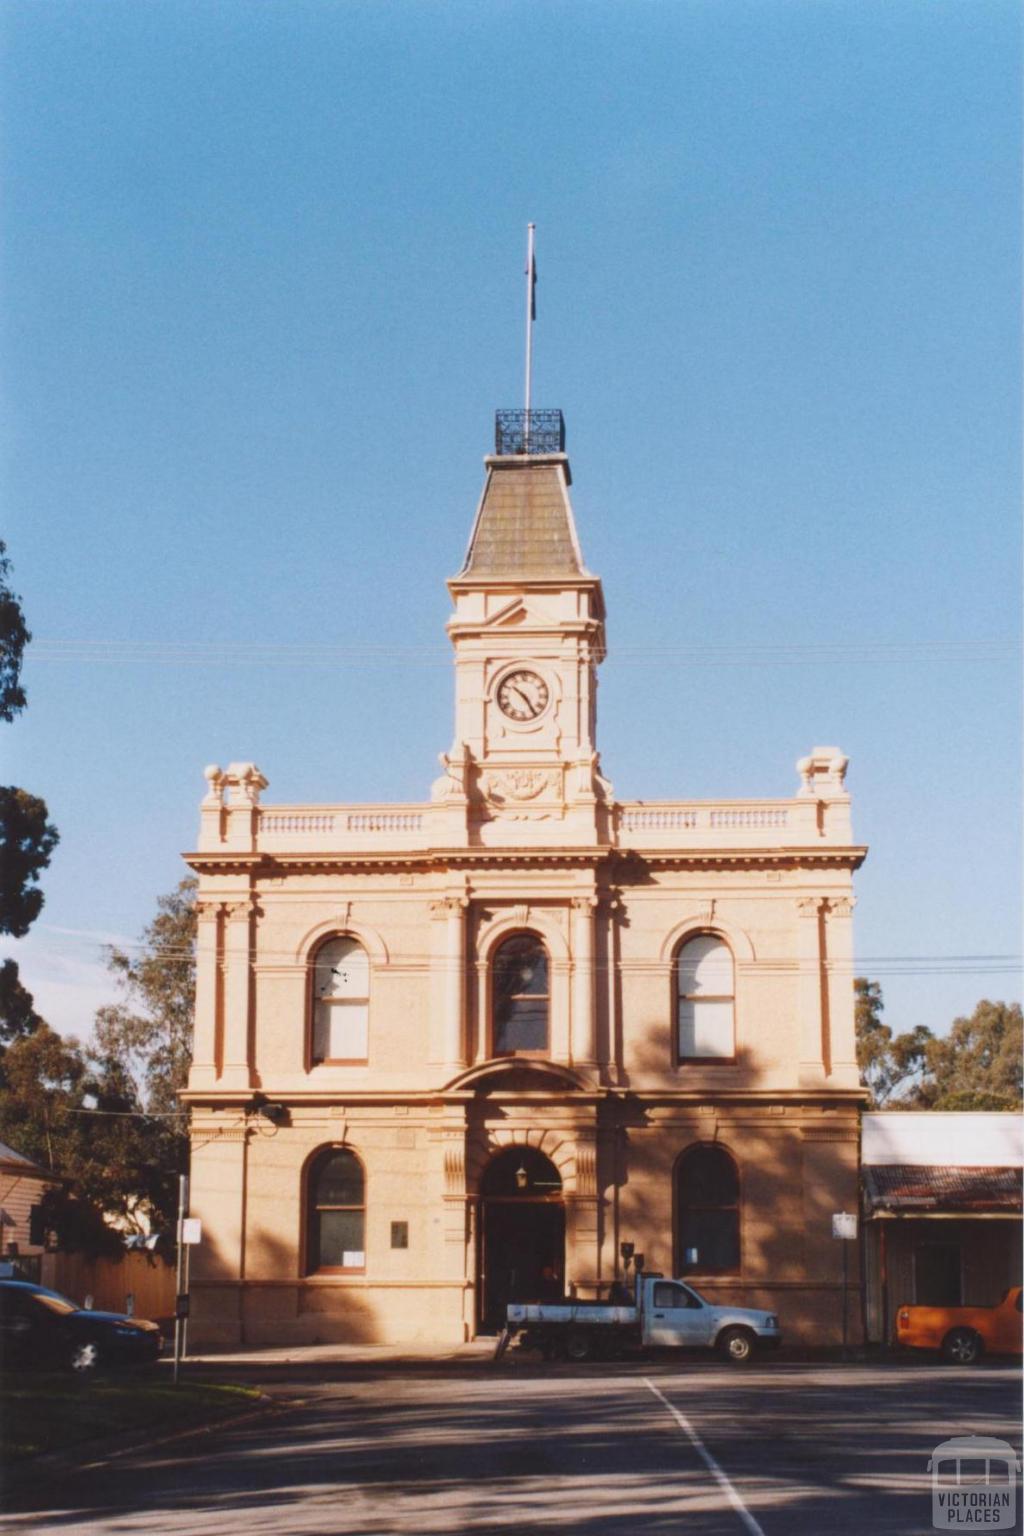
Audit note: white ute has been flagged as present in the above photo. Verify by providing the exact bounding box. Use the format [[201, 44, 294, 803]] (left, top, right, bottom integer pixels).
[[502, 1274, 782, 1363]]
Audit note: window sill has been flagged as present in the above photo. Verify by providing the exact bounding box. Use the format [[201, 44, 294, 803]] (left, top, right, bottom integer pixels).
[[676, 1056, 737, 1066]]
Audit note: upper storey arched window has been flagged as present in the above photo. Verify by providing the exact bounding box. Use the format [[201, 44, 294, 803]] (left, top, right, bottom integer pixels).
[[312, 936, 370, 1063], [676, 934, 735, 1061], [492, 934, 549, 1055]]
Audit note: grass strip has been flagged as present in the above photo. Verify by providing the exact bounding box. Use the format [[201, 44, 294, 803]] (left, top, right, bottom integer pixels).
[[1, 1373, 260, 1464]]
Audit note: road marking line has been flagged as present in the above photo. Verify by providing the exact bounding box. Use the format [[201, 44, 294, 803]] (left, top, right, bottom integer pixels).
[[643, 1378, 767, 1536]]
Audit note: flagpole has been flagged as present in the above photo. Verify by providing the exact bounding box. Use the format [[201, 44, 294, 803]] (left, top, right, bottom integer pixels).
[[524, 222, 535, 438]]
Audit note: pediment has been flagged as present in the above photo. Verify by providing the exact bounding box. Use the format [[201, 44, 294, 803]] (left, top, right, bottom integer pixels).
[[483, 598, 534, 629]]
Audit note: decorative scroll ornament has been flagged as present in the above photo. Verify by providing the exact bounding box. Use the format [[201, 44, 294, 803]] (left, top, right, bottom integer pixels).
[[443, 1142, 466, 1197], [828, 896, 856, 918], [202, 764, 225, 807], [574, 1135, 598, 1198], [488, 769, 555, 803], [480, 768, 561, 821], [796, 896, 824, 918], [431, 740, 471, 802]]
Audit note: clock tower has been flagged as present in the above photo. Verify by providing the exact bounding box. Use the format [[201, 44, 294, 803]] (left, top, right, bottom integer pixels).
[[432, 410, 611, 845]]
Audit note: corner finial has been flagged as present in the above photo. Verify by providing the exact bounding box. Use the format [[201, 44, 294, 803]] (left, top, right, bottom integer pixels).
[[796, 746, 849, 797]]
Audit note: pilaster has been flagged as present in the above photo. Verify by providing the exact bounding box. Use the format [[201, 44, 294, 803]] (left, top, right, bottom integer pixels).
[[825, 895, 860, 1087], [570, 895, 598, 1068], [220, 897, 255, 1090], [188, 900, 221, 1090], [796, 896, 827, 1087]]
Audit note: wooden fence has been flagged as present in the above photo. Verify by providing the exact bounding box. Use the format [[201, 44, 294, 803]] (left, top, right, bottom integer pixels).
[[42, 1249, 176, 1321]]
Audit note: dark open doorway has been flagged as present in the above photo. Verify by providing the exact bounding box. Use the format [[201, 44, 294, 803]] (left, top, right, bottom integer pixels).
[[915, 1242, 963, 1306], [479, 1147, 565, 1333]]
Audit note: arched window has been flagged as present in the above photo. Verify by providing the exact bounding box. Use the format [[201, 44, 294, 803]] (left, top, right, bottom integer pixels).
[[306, 1147, 365, 1273], [676, 934, 734, 1060], [676, 1144, 740, 1275], [492, 934, 549, 1055], [311, 936, 369, 1063]]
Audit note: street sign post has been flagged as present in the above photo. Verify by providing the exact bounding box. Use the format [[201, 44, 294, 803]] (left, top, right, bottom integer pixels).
[[832, 1212, 858, 1355]]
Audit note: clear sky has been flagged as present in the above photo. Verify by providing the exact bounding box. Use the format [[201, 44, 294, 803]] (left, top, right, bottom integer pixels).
[[2, 0, 1020, 1040]]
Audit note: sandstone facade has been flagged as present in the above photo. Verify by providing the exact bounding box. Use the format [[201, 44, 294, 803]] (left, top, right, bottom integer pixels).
[[183, 426, 866, 1347]]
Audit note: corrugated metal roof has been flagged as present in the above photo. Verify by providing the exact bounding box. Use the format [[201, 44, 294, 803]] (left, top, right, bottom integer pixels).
[[462, 462, 583, 577], [863, 1163, 1023, 1213], [0, 1140, 55, 1178]]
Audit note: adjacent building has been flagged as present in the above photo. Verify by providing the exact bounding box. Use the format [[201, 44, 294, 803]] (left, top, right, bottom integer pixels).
[[184, 410, 867, 1347], [0, 1139, 56, 1283], [862, 1111, 1024, 1343]]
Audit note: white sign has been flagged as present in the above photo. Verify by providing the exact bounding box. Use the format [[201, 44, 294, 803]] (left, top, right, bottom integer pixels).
[[832, 1212, 857, 1240], [182, 1218, 202, 1245]]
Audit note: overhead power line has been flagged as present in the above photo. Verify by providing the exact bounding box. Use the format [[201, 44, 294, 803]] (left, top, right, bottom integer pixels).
[[26, 636, 1019, 671], [12, 934, 1021, 978]]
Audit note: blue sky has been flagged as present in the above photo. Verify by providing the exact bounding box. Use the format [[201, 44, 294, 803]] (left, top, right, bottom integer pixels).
[[2, 0, 1020, 1038]]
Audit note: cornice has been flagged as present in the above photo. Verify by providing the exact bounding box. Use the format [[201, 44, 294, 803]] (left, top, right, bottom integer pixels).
[[180, 1085, 867, 1109], [183, 845, 868, 877]]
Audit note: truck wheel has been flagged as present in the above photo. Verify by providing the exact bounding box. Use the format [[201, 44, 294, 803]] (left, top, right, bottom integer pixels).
[[492, 1327, 512, 1363], [717, 1327, 755, 1364], [564, 1329, 594, 1363], [942, 1328, 982, 1365]]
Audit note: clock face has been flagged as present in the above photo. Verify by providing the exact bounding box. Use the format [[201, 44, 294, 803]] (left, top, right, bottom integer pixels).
[[496, 669, 550, 721]]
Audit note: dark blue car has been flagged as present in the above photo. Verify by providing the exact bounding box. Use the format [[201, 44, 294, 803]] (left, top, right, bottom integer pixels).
[[0, 1279, 163, 1373]]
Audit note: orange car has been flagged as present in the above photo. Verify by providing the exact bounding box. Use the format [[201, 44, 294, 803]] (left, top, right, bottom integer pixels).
[[896, 1286, 1023, 1364]]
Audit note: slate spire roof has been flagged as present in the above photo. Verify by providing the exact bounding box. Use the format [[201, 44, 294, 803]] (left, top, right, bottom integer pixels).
[[458, 454, 589, 580]]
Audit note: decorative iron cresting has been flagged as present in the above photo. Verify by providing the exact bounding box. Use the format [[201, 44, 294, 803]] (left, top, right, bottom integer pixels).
[[495, 409, 565, 456]]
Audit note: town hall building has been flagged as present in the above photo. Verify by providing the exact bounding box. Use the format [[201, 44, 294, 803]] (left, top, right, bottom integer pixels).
[[183, 409, 867, 1347]]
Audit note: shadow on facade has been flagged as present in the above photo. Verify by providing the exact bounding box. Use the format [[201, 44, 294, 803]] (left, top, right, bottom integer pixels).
[[602, 1024, 860, 1342]]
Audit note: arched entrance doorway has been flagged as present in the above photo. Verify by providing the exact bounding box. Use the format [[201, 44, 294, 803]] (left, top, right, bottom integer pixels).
[[478, 1147, 565, 1332]]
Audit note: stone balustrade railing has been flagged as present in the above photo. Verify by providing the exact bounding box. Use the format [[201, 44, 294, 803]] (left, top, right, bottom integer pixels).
[[615, 797, 855, 843], [195, 796, 852, 854], [255, 805, 430, 849]]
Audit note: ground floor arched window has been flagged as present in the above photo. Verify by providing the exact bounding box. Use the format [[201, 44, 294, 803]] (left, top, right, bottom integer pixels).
[[306, 1147, 365, 1273], [676, 1143, 740, 1275]]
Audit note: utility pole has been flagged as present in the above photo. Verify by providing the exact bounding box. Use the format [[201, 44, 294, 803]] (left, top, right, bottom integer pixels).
[[173, 1173, 188, 1385]]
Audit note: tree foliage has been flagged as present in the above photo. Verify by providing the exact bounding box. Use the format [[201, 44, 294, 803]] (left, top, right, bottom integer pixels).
[[856, 980, 1023, 1111], [0, 540, 30, 723], [94, 876, 197, 1116], [0, 1020, 182, 1246], [0, 958, 45, 1045], [916, 1000, 1023, 1111], [854, 977, 932, 1108], [0, 878, 198, 1247], [0, 786, 59, 938]]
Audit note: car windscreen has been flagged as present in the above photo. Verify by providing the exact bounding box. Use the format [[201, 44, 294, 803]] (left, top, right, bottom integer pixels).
[[682, 1284, 707, 1305], [30, 1290, 78, 1316]]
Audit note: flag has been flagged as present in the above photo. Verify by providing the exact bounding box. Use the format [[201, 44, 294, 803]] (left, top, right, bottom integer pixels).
[[526, 247, 537, 320]]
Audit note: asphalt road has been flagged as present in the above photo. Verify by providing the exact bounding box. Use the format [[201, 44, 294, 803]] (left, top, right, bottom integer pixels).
[[3, 1356, 1021, 1535]]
